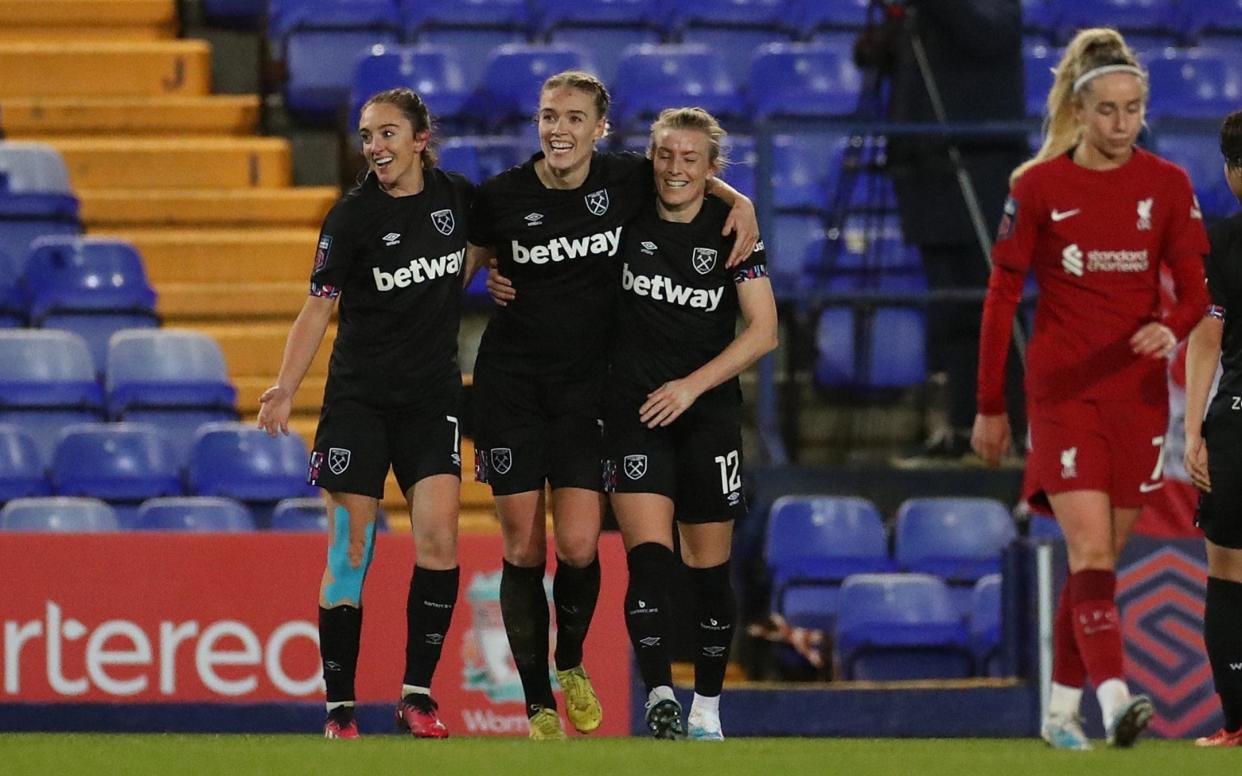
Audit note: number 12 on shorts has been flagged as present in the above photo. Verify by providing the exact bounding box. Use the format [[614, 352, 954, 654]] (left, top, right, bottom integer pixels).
[[714, 450, 741, 494]]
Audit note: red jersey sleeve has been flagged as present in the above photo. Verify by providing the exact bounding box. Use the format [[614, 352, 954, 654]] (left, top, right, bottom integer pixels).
[[976, 172, 1040, 415], [1158, 167, 1209, 340]]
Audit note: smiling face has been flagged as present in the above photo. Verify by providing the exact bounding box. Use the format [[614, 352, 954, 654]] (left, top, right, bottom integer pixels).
[[651, 127, 719, 222], [358, 101, 428, 195], [1074, 72, 1145, 168], [536, 86, 606, 187]]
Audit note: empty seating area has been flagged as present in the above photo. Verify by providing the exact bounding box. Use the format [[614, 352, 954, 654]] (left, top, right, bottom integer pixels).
[[767, 494, 1016, 679]]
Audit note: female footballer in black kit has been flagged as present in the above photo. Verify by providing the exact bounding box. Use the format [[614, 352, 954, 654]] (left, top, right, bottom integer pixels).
[[468, 72, 758, 739], [257, 89, 472, 739], [605, 108, 777, 741], [1184, 108, 1242, 748]]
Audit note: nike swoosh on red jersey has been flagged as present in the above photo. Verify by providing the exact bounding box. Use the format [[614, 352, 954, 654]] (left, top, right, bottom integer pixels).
[[1050, 209, 1081, 222]]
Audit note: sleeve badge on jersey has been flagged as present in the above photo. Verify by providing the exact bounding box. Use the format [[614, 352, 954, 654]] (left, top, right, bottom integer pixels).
[[431, 208, 455, 236], [314, 235, 332, 271], [1208, 303, 1226, 320], [996, 196, 1018, 241], [692, 247, 718, 275], [1191, 195, 1203, 221]]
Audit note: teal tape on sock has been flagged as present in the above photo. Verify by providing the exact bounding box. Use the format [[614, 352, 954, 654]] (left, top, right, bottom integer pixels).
[[324, 505, 375, 606]]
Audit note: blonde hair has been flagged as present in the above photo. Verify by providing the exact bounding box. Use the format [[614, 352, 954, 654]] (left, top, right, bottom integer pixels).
[[1011, 28, 1147, 184], [647, 107, 730, 168]]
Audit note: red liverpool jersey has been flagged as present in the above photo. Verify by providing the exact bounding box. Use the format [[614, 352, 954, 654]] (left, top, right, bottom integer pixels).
[[977, 147, 1208, 414]]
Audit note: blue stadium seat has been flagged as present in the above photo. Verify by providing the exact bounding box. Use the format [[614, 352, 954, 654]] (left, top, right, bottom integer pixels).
[[1028, 513, 1064, 539], [548, 25, 663, 85], [271, 496, 330, 531], [403, 0, 533, 88], [0, 330, 104, 460], [272, 0, 402, 123], [815, 307, 855, 386], [806, 217, 918, 273], [136, 496, 256, 532], [481, 43, 592, 128], [349, 44, 472, 132], [0, 496, 118, 532], [1179, 0, 1242, 43], [750, 43, 863, 119], [671, 0, 794, 85], [0, 142, 81, 262], [612, 44, 743, 130], [438, 135, 527, 185], [106, 330, 236, 417], [22, 236, 158, 372], [1146, 48, 1242, 120], [1156, 130, 1236, 220], [779, 585, 838, 637], [794, 0, 870, 31], [1053, 0, 1177, 46], [0, 424, 49, 501], [189, 423, 317, 526], [1023, 45, 1059, 117], [971, 573, 1004, 676], [835, 573, 973, 680], [894, 497, 1016, 615], [1022, 0, 1057, 41], [718, 134, 756, 202], [766, 495, 893, 626], [770, 133, 844, 212], [51, 423, 182, 528], [0, 249, 25, 328], [771, 213, 825, 284], [815, 306, 927, 390]]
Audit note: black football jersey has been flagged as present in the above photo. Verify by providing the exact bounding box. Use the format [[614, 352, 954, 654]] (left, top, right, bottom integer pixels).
[[610, 195, 768, 407], [1206, 212, 1242, 395], [310, 168, 474, 406], [469, 151, 652, 375]]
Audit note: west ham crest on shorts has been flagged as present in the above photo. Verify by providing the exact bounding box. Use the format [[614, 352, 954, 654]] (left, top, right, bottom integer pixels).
[[328, 447, 351, 475], [585, 188, 610, 216], [692, 247, 718, 275], [431, 208, 455, 236], [490, 447, 513, 475], [623, 454, 647, 480]]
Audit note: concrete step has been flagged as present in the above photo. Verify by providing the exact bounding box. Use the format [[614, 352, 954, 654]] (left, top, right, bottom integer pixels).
[[90, 227, 319, 284], [0, 0, 176, 41], [0, 40, 210, 98], [49, 136, 291, 189], [2, 96, 260, 137], [80, 186, 336, 228]]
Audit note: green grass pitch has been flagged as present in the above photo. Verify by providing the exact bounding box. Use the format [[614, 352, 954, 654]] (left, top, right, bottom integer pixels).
[[1, 735, 1239, 776]]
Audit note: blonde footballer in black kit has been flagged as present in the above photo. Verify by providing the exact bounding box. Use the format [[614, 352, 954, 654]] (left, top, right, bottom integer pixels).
[[257, 89, 472, 740], [604, 108, 777, 741], [469, 72, 759, 739], [1184, 108, 1242, 748]]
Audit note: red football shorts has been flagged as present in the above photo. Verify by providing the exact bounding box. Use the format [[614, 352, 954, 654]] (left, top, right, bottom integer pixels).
[[1025, 398, 1168, 510]]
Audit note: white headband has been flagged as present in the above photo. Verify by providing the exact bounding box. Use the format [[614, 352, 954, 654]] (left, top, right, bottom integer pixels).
[[1073, 64, 1145, 93]]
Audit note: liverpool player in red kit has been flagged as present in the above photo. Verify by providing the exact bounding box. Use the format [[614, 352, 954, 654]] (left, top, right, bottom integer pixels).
[[972, 28, 1208, 749]]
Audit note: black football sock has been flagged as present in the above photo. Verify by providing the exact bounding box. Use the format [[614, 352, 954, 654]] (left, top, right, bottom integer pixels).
[[500, 560, 556, 714], [553, 554, 601, 671], [319, 605, 362, 704], [624, 542, 676, 693], [1205, 576, 1242, 731], [689, 561, 735, 698], [403, 565, 460, 689]]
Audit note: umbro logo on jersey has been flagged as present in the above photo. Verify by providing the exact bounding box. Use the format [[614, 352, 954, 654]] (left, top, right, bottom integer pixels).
[[692, 247, 718, 275], [622, 263, 724, 311], [431, 209, 455, 236], [1061, 244, 1084, 276], [511, 227, 621, 265], [382, 232, 401, 246], [1050, 208, 1080, 222], [524, 212, 544, 227], [373, 248, 464, 291], [640, 241, 658, 254], [585, 188, 609, 216]]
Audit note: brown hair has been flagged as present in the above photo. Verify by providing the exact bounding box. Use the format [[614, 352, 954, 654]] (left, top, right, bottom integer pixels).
[[1012, 28, 1146, 184], [360, 87, 438, 169], [540, 70, 611, 135], [1222, 109, 1242, 170], [648, 107, 730, 168]]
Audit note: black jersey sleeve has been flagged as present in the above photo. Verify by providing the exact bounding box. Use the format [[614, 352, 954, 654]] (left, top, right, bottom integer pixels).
[[732, 234, 769, 284], [309, 199, 358, 299], [1205, 216, 1242, 318], [467, 177, 498, 248], [604, 151, 654, 219], [445, 170, 477, 218]]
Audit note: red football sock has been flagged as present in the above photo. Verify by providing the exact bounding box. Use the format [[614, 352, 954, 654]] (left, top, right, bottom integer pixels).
[[1070, 569, 1126, 686], [1052, 579, 1086, 688]]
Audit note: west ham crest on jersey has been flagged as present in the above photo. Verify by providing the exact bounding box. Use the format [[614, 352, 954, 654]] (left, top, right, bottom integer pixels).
[[692, 247, 718, 275], [431, 208, 455, 236], [585, 188, 610, 216]]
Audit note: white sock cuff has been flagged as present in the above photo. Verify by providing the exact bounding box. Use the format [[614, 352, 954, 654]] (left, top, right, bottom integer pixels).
[[691, 693, 720, 714], [325, 700, 355, 712], [1047, 682, 1083, 716], [648, 685, 676, 705], [402, 684, 431, 698]]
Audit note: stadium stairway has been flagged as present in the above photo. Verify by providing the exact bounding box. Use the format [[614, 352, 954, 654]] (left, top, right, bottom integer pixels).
[[0, 1, 495, 527]]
